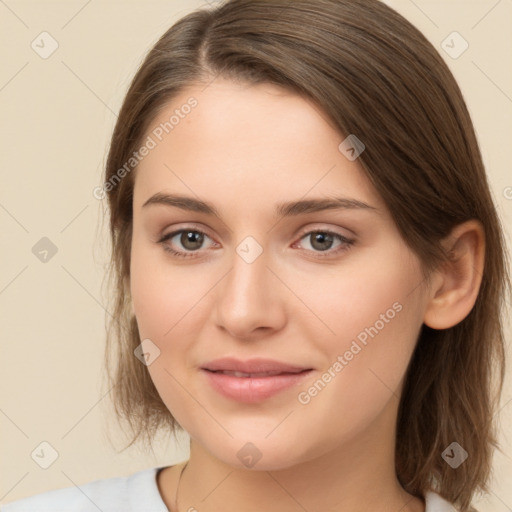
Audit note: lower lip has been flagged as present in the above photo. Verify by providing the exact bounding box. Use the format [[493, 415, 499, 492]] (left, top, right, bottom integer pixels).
[[201, 369, 312, 403]]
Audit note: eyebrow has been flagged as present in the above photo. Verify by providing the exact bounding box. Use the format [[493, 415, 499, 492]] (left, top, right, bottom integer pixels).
[[142, 193, 378, 218]]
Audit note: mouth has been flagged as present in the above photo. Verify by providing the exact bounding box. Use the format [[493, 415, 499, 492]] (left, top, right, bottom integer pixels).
[[200, 358, 314, 403]]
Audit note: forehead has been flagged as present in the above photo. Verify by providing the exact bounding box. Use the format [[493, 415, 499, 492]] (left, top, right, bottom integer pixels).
[[132, 78, 386, 216]]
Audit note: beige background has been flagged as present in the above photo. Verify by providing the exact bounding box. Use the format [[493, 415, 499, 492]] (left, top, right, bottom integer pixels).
[[1, 0, 511, 509]]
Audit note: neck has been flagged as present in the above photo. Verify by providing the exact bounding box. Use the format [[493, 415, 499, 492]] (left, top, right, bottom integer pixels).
[[170, 399, 424, 512]]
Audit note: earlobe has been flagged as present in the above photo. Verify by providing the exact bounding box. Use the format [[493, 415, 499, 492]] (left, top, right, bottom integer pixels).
[[423, 220, 485, 330]]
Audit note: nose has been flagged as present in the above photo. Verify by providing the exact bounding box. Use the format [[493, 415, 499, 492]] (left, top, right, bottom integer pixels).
[[213, 243, 287, 341]]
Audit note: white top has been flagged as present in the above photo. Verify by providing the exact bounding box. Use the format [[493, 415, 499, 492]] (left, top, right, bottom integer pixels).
[[1, 466, 458, 511]]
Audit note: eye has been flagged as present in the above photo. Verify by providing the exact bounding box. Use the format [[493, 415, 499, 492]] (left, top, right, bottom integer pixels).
[[295, 230, 355, 257], [157, 227, 355, 260], [158, 228, 217, 258]]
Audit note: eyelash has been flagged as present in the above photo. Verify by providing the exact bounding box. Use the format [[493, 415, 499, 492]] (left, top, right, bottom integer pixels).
[[157, 227, 355, 260]]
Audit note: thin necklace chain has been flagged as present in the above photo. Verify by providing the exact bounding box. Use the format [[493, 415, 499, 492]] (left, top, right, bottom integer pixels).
[[173, 461, 188, 512]]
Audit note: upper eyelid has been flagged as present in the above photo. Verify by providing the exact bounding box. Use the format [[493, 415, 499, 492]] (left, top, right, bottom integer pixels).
[[161, 225, 216, 244], [161, 222, 353, 237], [295, 225, 354, 240]]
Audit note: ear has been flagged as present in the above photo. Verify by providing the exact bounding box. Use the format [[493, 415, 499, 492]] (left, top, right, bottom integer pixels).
[[423, 220, 485, 329]]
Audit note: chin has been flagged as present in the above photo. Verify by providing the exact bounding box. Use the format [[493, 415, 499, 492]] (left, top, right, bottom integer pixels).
[[203, 432, 314, 472]]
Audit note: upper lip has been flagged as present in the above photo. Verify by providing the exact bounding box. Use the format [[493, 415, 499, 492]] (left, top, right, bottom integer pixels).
[[201, 357, 312, 375]]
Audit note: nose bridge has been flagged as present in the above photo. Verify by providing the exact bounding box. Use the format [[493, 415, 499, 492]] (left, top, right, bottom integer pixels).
[[214, 235, 285, 337], [224, 236, 270, 312]]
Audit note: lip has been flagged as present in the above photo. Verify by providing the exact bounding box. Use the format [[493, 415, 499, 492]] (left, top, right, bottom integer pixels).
[[201, 357, 313, 403]]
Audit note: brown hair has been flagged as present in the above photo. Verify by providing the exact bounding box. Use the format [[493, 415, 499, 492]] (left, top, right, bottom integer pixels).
[[101, 1, 510, 510]]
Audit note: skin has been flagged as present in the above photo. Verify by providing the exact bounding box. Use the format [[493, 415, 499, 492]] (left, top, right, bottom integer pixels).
[[129, 78, 484, 512]]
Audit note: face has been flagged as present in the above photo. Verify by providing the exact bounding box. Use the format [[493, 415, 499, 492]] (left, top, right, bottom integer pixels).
[[130, 78, 430, 470]]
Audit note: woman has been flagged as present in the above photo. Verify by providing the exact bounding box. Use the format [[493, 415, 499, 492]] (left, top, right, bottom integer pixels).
[[3, 0, 509, 511]]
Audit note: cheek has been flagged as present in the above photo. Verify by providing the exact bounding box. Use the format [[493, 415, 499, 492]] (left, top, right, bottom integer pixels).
[[129, 235, 211, 432], [293, 245, 424, 407], [289, 299, 423, 455], [130, 232, 209, 339], [294, 244, 424, 350]]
